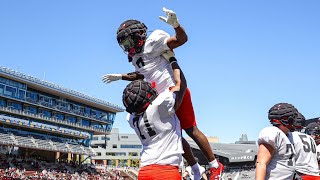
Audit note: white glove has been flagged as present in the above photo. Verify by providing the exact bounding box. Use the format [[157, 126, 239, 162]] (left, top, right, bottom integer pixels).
[[159, 7, 180, 28], [102, 74, 122, 84], [161, 50, 175, 61], [191, 163, 201, 180]]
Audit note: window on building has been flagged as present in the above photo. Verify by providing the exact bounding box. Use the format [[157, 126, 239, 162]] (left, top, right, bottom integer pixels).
[[7, 101, 22, 110], [106, 152, 115, 156], [18, 89, 26, 100], [43, 110, 51, 117], [24, 105, 37, 114], [82, 119, 90, 126], [57, 113, 64, 120], [38, 109, 51, 117], [96, 110, 101, 119], [92, 137, 98, 140], [101, 136, 110, 140], [97, 152, 101, 156], [26, 91, 38, 101], [0, 99, 5, 107], [112, 144, 117, 148], [13, 102, 22, 110], [129, 152, 138, 156], [121, 136, 128, 139], [0, 84, 4, 95], [66, 116, 77, 123], [84, 107, 90, 116], [120, 145, 142, 149], [5, 86, 17, 97]]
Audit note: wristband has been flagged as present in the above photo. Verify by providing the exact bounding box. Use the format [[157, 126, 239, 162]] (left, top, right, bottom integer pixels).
[[169, 57, 177, 63]]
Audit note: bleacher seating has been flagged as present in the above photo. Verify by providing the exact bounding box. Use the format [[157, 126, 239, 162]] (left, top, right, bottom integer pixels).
[[0, 127, 95, 156]]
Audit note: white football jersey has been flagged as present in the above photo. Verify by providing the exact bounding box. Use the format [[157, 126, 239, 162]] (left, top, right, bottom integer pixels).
[[127, 90, 184, 167], [185, 165, 206, 180], [292, 131, 320, 176], [131, 29, 175, 94], [258, 126, 296, 180]]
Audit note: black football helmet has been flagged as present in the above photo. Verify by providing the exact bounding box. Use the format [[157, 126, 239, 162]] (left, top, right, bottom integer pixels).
[[122, 80, 158, 114], [293, 112, 306, 131], [116, 19, 147, 58], [306, 122, 320, 144], [268, 103, 298, 129]]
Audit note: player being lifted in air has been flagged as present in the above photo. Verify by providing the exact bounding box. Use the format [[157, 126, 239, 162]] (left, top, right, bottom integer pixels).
[[102, 7, 223, 180], [121, 51, 187, 179]]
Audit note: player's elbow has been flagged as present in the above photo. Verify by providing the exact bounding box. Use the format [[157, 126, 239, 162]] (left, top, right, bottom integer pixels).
[[179, 35, 188, 45]]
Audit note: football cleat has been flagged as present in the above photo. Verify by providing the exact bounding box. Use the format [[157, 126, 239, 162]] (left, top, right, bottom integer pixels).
[[209, 162, 224, 180]]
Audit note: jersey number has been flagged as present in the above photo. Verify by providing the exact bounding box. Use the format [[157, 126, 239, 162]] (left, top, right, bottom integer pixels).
[[286, 144, 294, 166], [298, 134, 316, 153], [136, 57, 145, 68], [132, 113, 156, 140]]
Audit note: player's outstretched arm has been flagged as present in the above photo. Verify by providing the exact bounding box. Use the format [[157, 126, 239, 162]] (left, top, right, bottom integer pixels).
[[102, 72, 144, 84], [121, 72, 144, 81], [159, 7, 188, 49]]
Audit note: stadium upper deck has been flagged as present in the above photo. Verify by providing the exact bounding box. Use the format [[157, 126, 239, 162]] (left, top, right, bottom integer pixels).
[[0, 66, 123, 158], [188, 140, 257, 167]]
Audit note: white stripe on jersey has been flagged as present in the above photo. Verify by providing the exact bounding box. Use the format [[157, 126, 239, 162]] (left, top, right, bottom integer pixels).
[[127, 90, 184, 167], [131, 30, 175, 94], [292, 131, 320, 176], [258, 126, 296, 180]]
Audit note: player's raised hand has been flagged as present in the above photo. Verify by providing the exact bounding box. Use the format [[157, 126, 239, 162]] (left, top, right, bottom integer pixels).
[[159, 7, 180, 28], [102, 74, 122, 84]]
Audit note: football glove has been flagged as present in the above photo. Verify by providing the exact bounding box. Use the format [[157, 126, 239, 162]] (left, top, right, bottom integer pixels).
[[159, 7, 180, 28], [102, 74, 122, 84]]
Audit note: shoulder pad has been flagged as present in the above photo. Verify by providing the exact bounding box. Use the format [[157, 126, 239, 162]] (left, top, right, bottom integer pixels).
[[144, 30, 170, 53]]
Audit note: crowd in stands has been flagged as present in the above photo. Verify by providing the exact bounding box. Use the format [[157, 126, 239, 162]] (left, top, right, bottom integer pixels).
[[221, 166, 255, 180], [0, 154, 129, 180]]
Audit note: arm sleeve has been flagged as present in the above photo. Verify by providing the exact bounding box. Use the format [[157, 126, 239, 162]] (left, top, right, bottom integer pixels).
[[144, 29, 170, 55], [258, 127, 278, 150]]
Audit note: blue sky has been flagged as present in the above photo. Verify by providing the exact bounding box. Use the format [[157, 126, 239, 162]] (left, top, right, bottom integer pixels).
[[1, 1, 319, 143]]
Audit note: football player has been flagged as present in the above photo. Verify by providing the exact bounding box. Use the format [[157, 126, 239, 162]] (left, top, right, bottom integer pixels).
[[306, 122, 320, 169], [255, 103, 297, 180], [102, 7, 222, 180], [292, 112, 320, 180], [122, 53, 186, 179]]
